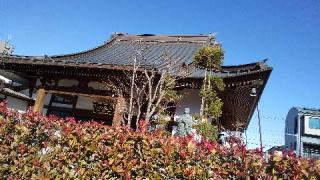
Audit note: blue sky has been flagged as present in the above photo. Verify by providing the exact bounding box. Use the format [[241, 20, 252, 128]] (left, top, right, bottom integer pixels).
[[1, 0, 319, 149]]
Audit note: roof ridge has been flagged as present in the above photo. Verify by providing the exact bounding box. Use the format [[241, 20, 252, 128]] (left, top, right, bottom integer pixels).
[[295, 107, 320, 112], [50, 33, 120, 58], [116, 34, 213, 44], [1, 33, 214, 59], [50, 33, 213, 59]]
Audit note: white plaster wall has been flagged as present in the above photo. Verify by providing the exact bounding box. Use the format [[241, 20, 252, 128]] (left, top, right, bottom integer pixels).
[[38, 92, 51, 115], [44, 93, 52, 105], [76, 96, 94, 110], [27, 89, 51, 115], [88, 81, 106, 90], [31, 78, 114, 113], [176, 89, 201, 116], [58, 79, 79, 87], [32, 90, 37, 99], [6, 96, 29, 112], [42, 108, 48, 115], [19, 89, 30, 96], [304, 116, 320, 136], [0, 75, 12, 84], [35, 78, 41, 86], [31, 78, 42, 99]]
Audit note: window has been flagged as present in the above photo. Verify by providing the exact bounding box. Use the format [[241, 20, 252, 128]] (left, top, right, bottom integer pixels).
[[47, 94, 78, 117], [309, 117, 320, 129], [52, 94, 76, 105], [303, 143, 320, 159], [294, 116, 298, 134]]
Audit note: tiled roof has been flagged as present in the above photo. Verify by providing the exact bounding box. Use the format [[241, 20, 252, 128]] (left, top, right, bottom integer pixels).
[[0, 88, 34, 102], [189, 61, 270, 78], [0, 34, 271, 79], [50, 34, 213, 68], [1, 34, 211, 68]]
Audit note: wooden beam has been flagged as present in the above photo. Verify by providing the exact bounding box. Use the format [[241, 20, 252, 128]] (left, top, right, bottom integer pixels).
[[112, 96, 125, 126], [47, 90, 115, 99], [33, 88, 46, 112], [48, 89, 123, 125]]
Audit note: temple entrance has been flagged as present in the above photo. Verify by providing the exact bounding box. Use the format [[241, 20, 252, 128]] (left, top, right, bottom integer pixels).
[[34, 88, 125, 126]]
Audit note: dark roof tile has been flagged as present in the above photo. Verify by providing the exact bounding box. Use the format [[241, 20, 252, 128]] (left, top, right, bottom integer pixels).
[[0, 88, 34, 102], [0, 34, 272, 78], [48, 34, 210, 68]]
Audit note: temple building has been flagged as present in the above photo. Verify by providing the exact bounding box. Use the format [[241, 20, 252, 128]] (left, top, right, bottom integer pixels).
[[0, 33, 272, 131]]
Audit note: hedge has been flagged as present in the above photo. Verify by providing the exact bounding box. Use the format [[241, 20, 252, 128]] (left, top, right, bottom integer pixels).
[[0, 102, 319, 179]]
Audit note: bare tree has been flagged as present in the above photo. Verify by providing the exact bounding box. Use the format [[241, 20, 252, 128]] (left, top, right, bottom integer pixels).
[[105, 40, 191, 128], [142, 53, 189, 124]]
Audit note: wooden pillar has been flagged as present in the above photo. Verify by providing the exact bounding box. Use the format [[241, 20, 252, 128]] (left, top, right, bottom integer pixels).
[[112, 96, 125, 126], [28, 79, 36, 98], [33, 88, 46, 113]]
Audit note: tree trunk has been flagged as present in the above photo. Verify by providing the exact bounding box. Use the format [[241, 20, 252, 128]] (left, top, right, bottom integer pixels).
[[200, 69, 207, 118], [144, 71, 166, 124], [205, 70, 212, 118], [127, 58, 137, 127], [136, 104, 142, 129], [144, 70, 154, 123]]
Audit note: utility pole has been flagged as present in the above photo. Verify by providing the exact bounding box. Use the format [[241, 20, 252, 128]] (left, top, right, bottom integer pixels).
[[257, 101, 263, 151]]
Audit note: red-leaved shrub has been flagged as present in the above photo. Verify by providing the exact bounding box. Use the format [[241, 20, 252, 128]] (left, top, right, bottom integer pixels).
[[0, 101, 319, 179]]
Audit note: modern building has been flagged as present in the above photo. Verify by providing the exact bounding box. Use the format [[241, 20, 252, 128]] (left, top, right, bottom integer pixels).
[[285, 107, 320, 159], [0, 41, 14, 55], [0, 33, 272, 131]]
